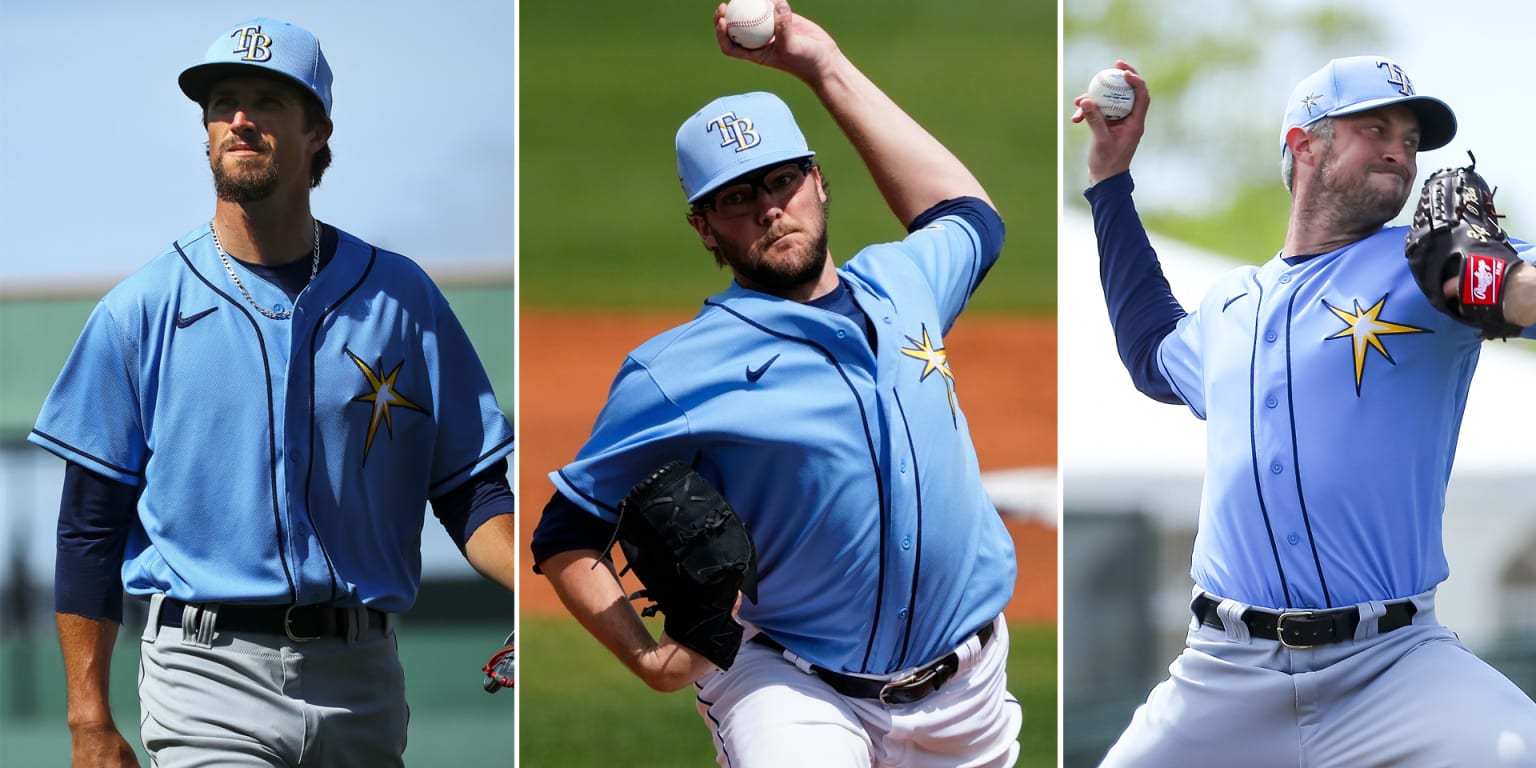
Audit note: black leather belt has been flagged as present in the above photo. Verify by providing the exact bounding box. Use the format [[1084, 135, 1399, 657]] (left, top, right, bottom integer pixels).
[[159, 598, 388, 643], [751, 621, 995, 706], [1193, 593, 1416, 649]]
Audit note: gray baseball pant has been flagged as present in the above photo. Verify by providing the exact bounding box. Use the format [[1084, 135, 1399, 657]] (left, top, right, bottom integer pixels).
[[1099, 588, 1536, 767], [137, 593, 409, 767]]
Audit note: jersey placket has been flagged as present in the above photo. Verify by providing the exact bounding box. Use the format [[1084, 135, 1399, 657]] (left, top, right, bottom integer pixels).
[[271, 282, 339, 605], [825, 308, 910, 676], [1249, 261, 1327, 608], [872, 323, 924, 674]]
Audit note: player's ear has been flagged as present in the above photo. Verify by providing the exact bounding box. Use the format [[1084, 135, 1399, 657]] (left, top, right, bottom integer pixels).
[[309, 118, 334, 153], [811, 166, 827, 204], [1285, 126, 1315, 164], [687, 212, 719, 250]]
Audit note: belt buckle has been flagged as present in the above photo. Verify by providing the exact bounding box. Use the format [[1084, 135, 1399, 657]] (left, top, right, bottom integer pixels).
[[877, 663, 945, 706], [284, 605, 321, 643], [1276, 610, 1316, 649]]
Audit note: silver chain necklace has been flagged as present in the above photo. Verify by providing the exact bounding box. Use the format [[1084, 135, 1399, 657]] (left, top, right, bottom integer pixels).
[[210, 218, 320, 321]]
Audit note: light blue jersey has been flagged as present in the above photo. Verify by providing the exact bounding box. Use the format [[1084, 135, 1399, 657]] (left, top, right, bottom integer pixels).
[[30, 223, 514, 613], [1158, 227, 1536, 610], [552, 209, 1015, 676]]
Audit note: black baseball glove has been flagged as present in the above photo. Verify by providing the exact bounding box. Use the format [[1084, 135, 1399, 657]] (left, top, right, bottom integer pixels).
[[615, 461, 758, 671], [481, 631, 514, 693], [1405, 152, 1529, 339]]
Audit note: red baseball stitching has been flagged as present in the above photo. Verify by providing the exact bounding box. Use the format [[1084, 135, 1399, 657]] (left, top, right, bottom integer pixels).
[[728, 7, 773, 31]]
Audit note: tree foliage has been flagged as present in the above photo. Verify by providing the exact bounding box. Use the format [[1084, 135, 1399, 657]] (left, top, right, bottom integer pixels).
[[1063, 0, 1382, 262]]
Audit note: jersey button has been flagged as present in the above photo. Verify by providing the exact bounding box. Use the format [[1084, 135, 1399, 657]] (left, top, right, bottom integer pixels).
[[899, 458, 907, 474], [1287, 533, 1301, 545], [901, 536, 912, 551], [1266, 396, 1278, 409], [1270, 462, 1283, 475], [897, 608, 909, 621], [1264, 331, 1278, 343], [1279, 274, 1292, 284], [835, 329, 847, 338]]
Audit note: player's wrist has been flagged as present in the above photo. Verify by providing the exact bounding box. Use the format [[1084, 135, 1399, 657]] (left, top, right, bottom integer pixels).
[[65, 711, 120, 734], [636, 636, 713, 692], [1505, 261, 1536, 327]]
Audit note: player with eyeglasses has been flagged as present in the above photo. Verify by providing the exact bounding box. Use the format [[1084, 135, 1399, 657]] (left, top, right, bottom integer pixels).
[[693, 159, 815, 219], [531, 1, 1026, 764]]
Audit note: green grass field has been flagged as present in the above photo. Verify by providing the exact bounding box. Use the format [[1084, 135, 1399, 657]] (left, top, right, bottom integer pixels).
[[518, 615, 1058, 767], [519, 0, 1057, 314]]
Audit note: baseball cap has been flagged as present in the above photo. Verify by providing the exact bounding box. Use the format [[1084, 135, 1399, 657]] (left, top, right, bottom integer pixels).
[[179, 19, 334, 116], [1280, 56, 1455, 154], [677, 92, 815, 204]]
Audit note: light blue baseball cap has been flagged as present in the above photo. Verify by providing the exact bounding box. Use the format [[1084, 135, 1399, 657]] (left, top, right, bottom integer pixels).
[[179, 18, 334, 116], [1280, 56, 1455, 154], [677, 92, 815, 204]]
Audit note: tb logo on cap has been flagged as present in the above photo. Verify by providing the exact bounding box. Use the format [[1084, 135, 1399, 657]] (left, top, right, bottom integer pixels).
[[706, 111, 762, 153], [1377, 60, 1414, 96], [230, 24, 274, 63]]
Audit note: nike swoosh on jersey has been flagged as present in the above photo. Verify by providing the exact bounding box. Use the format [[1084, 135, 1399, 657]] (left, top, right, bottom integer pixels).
[[1222, 293, 1249, 311], [746, 354, 781, 383], [174, 307, 219, 328]]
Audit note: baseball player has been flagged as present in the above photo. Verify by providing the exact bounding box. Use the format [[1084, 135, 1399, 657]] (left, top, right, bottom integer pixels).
[[29, 18, 515, 767], [530, 1, 1022, 765], [1072, 57, 1536, 766]]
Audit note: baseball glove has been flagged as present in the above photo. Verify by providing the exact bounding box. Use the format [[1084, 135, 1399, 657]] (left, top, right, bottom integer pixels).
[[1405, 152, 1528, 339], [616, 461, 758, 671], [481, 631, 514, 693]]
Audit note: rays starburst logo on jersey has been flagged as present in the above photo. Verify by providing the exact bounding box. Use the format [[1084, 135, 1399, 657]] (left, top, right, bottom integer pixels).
[[900, 324, 958, 428], [346, 349, 429, 460], [1322, 294, 1430, 395]]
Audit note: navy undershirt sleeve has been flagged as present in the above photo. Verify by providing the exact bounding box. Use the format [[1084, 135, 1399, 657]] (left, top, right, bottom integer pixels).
[[529, 491, 618, 573], [429, 458, 514, 553], [909, 196, 1005, 281], [1083, 173, 1187, 404], [56, 462, 138, 622]]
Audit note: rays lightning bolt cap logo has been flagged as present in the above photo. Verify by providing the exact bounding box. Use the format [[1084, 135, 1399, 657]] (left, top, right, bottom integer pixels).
[[900, 324, 960, 428], [346, 349, 429, 460], [230, 25, 274, 62], [707, 111, 761, 152], [1377, 59, 1414, 96]]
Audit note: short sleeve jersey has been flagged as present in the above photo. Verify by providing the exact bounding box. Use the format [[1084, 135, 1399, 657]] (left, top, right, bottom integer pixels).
[[30, 223, 515, 613], [552, 210, 1015, 676]]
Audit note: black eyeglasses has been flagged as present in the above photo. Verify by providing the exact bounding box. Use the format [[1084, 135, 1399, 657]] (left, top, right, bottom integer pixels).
[[694, 160, 814, 219]]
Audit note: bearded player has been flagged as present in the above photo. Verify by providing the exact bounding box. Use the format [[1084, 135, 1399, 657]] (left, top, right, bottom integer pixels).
[[1072, 57, 1536, 766], [31, 18, 515, 766], [532, 1, 1025, 765]]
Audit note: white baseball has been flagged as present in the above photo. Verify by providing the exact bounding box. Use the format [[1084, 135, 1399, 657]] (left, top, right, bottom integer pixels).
[[1087, 68, 1135, 120], [724, 0, 776, 49]]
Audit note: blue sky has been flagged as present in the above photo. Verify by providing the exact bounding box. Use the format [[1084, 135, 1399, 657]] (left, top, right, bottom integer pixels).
[[0, 0, 515, 288]]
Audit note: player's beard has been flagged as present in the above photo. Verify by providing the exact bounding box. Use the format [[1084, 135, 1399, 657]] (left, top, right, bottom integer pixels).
[[1312, 143, 1411, 232], [211, 144, 281, 203], [712, 205, 831, 294]]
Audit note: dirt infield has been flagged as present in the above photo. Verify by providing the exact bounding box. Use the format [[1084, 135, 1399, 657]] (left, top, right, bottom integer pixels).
[[518, 311, 1057, 622]]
